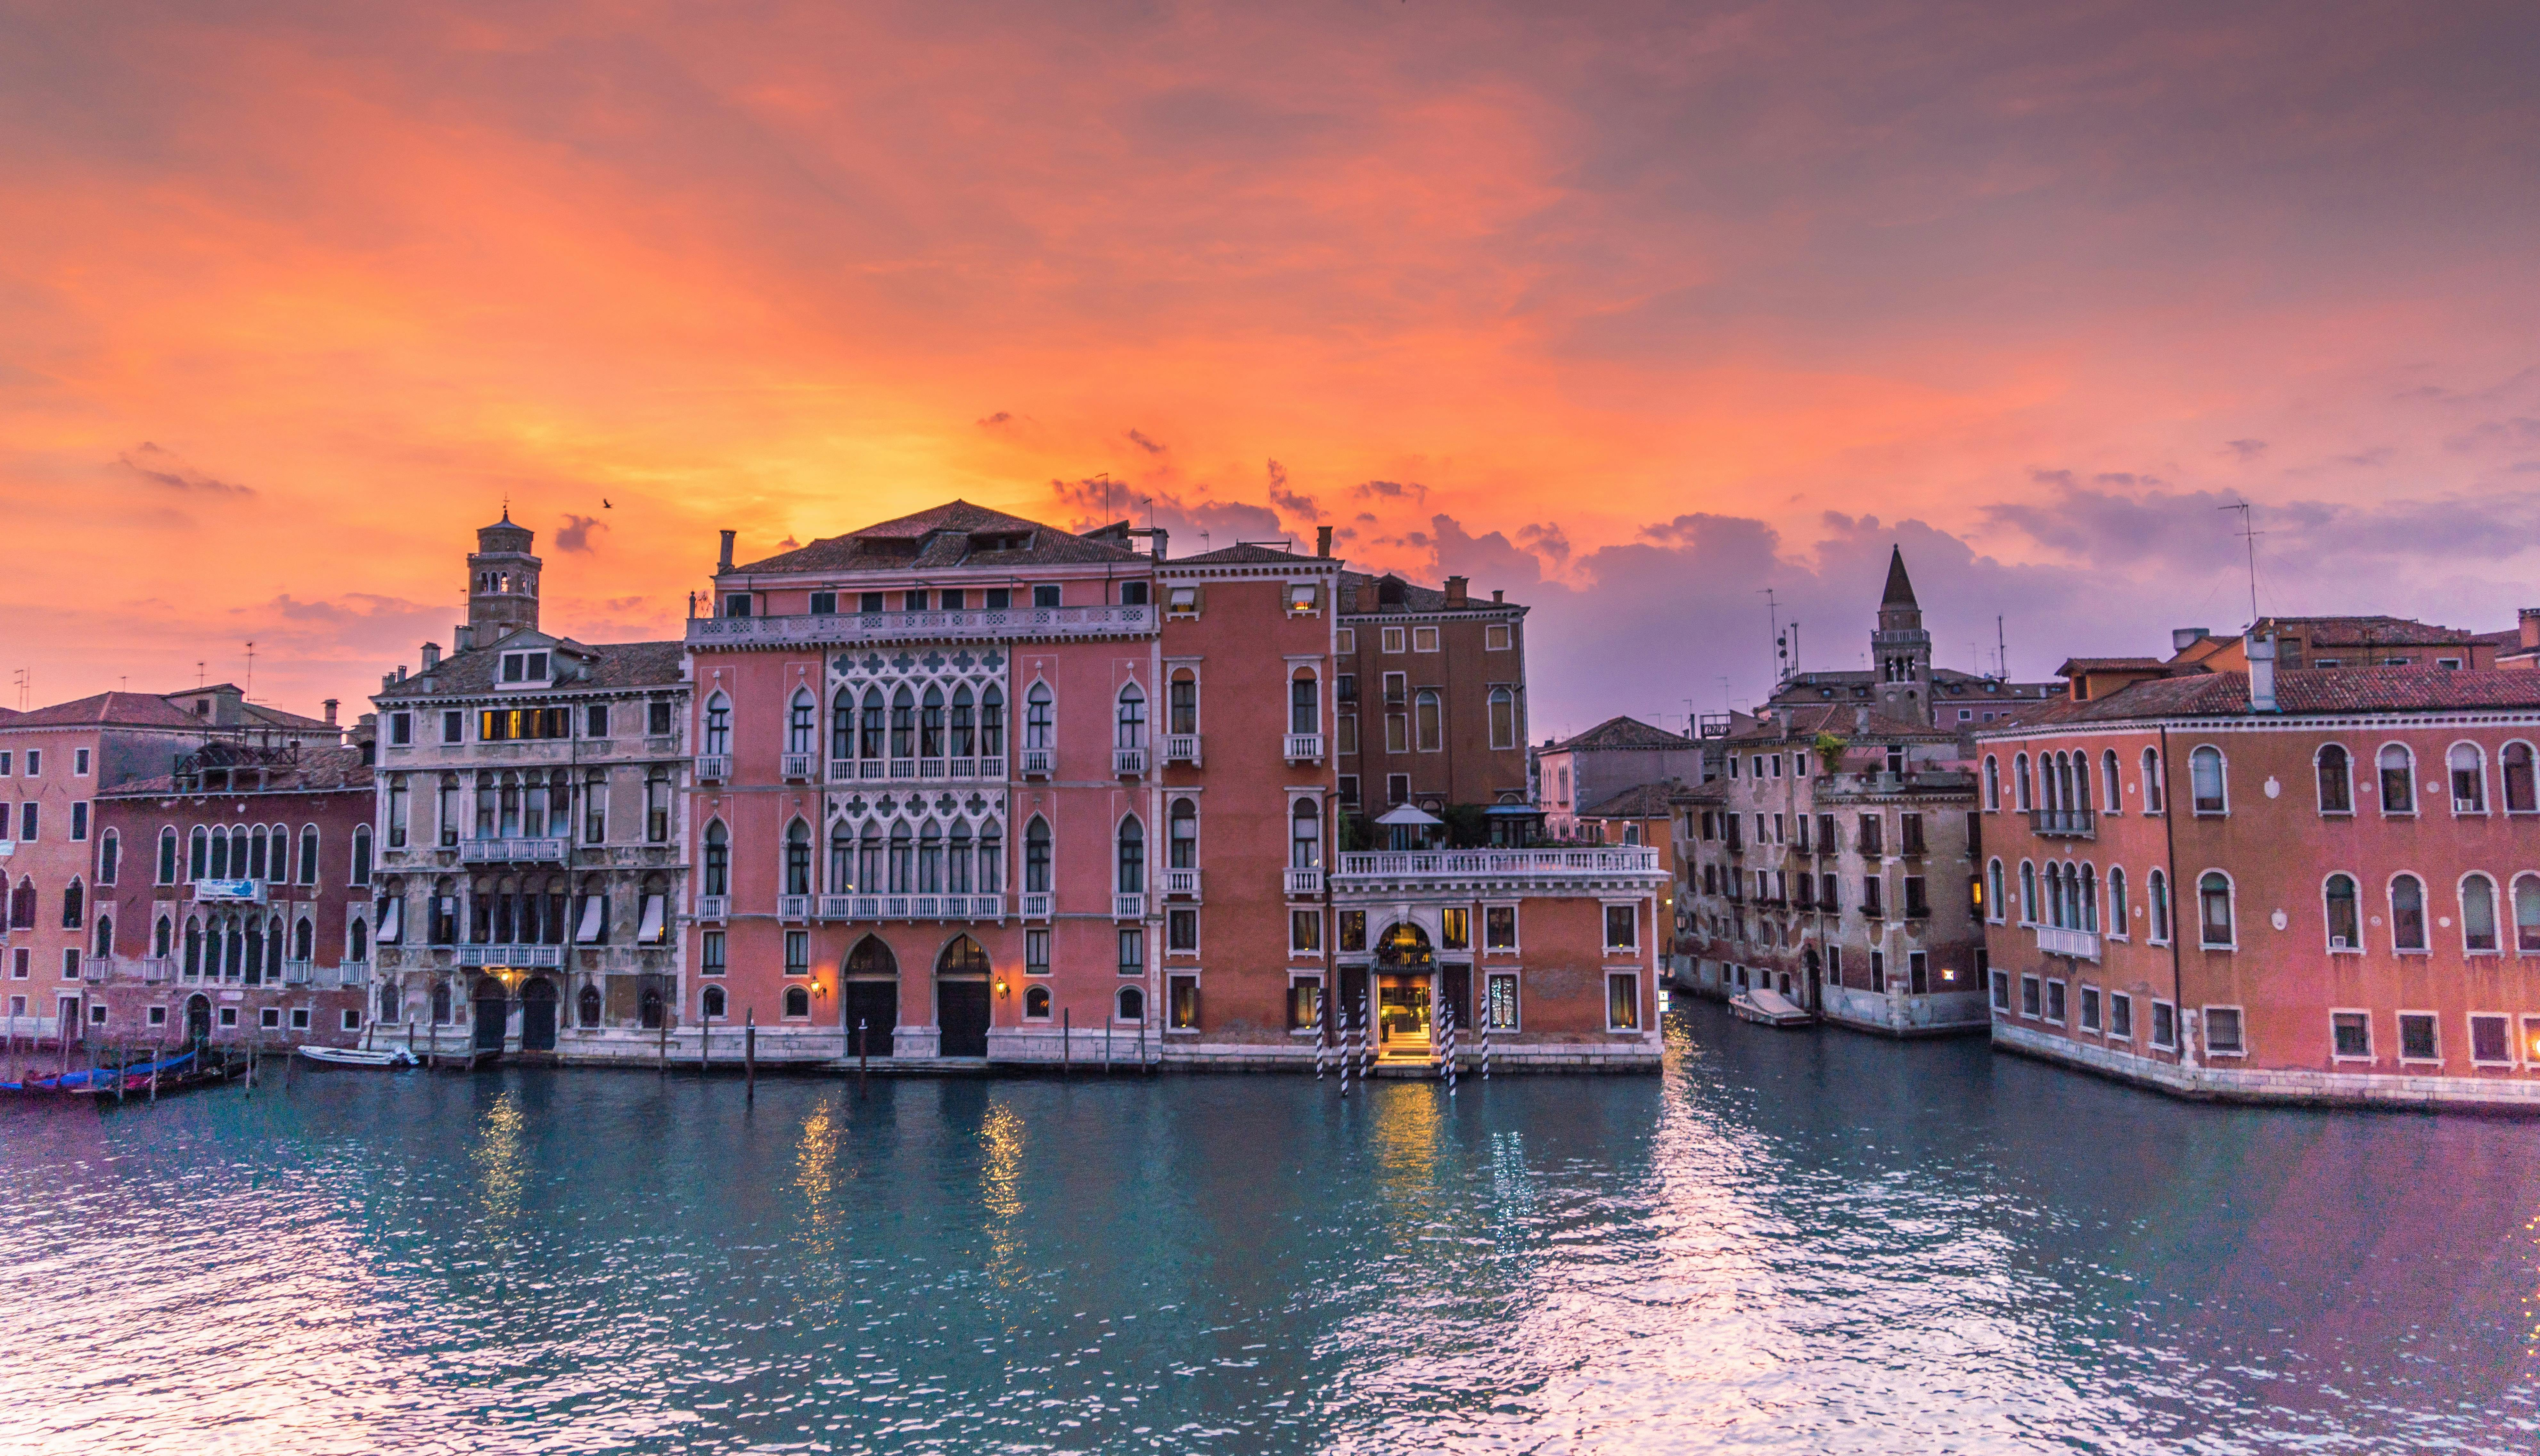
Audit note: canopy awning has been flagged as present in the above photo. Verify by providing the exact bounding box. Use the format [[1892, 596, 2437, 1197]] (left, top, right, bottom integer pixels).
[[1372, 803, 1444, 827], [375, 897, 402, 945]]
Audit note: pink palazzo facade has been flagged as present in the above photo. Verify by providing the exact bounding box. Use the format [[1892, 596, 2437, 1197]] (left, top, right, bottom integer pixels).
[[1979, 647, 2540, 1110], [680, 502, 1662, 1070]]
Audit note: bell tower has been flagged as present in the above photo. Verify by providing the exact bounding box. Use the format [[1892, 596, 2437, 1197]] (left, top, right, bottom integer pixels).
[[467, 509, 542, 644], [1870, 545, 1933, 725]]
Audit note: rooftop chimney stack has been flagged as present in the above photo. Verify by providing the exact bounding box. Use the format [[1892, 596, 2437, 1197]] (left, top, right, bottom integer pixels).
[[1492, 589, 1504, 604], [2520, 606, 2540, 651], [1316, 525, 1333, 558], [1445, 575, 1468, 606], [323, 698, 339, 727], [2172, 626, 2211, 653], [718, 530, 736, 573], [454, 624, 474, 653], [420, 642, 441, 671], [2247, 631, 2278, 713]]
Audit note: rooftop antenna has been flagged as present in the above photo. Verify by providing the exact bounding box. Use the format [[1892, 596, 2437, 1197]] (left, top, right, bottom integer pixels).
[[197, 661, 206, 690], [1758, 587, 1780, 686], [1996, 615, 2007, 681], [11, 668, 26, 711], [243, 640, 256, 702], [1717, 675, 1733, 716], [2219, 500, 2262, 627]]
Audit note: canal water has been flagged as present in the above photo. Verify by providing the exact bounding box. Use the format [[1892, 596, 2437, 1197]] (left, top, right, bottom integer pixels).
[[2, 1000, 2532, 1454]]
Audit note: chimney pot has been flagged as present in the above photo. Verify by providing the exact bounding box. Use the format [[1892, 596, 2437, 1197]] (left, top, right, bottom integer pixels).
[[2520, 606, 2540, 651], [2172, 626, 2211, 653], [2247, 631, 2279, 713], [1444, 575, 1468, 606], [323, 698, 339, 726], [1316, 525, 1333, 558], [718, 529, 736, 572], [420, 641, 441, 671], [1492, 589, 1504, 603]]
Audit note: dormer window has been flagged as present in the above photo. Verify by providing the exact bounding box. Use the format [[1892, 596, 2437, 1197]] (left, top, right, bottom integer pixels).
[[500, 651, 551, 684], [195, 699, 210, 716]]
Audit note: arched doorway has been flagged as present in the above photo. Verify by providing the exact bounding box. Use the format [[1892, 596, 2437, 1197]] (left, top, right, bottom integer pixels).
[[843, 935, 898, 1058], [185, 993, 212, 1045], [519, 977, 559, 1051], [472, 978, 509, 1052], [577, 983, 602, 1029], [1373, 921, 1435, 1057], [935, 934, 991, 1058], [1803, 946, 1822, 1012]]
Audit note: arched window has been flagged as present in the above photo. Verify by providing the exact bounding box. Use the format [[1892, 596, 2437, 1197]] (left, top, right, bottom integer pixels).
[[1116, 683, 1147, 749], [1117, 816, 1145, 893], [948, 821, 972, 894], [2449, 744, 2486, 813], [182, 915, 202, 976], [2189, 747, 2225, 814], [1488, 686, 1516, 750], [890, 687, 916, 759], [95, 829, 119, 888], [785, 820, 812, 896], [1413, 689, 1442, 752], [2014, 753, 2033, 811], [61, 878, 83, 930], [431, 983, 452, 1024], [2019, 860, 2037, 923], [2462, 874, 2499, 952], [2316, 744, 2352, 814], [950, 686, 976, 758], [94, 914, 113, 958], [2102, 750, 2121, 813], [2324, 874, 2360, 949], [294, 824, 316, 884], [1169, 799, 1198, 869], [351, 825, 373, 885], [980, 686, 1006, 757], [2515, 874, 2540, 953], [1026, 683, 1054, 750], [293, 916, 315, 962], [1024, 984, 1051, 1020], [784, 986, 811, 1019], [856, 823, 882, 893], [832, 687, 856, 761], [920, 685, 946, 759], [2506, 743, 2539, 813], [2107, 866, 2127, 934], [703, 693, 732, 756], [788, 689, 817, 755], [2081, 864, 2099, 933], [2145, 867, 2170, 940], [349, 916, 368, 962], [2141, 747, 2165, 813], [859, 687, 886, 761], [918, 820, 945, 894], [229, 826, 250, 877], [249, 825, 269, 881], [1983, 755, 2001, 811], [1116, 985, 1145, 1023], [702, 821, 730, 897], [499, 772, 522, 838], [153, 914, 172, 959], [579, 983, 602, 1028], [2378, 745, 2415, 814], [978, 821, 1003, 894], [2389, 874, 2427, 952], [1025, 818, 1052, 894], [1290, 670, 1319, 736], [158, 827, 179, 885], [2198, 872, 2234, 948], [888, 822, 913, 894], [829, 821, 854, 892], [1985, 858, 2004, 923], [1291, 799, 1321, 869], [702, 985, 727, 1019]]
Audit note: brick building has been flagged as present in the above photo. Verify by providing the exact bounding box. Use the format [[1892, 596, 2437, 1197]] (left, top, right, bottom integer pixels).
[[1332, 570, 1530, 825], [1979, 642, 2540, 1109], [1532, 717, 1707, 840]]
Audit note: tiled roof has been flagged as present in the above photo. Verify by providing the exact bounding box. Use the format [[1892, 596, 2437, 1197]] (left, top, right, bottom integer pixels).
[[103, 744, 374, 798], [1997, 667, 2540, 727], [1728, 702, 1950, 744], [1175, 543, 1319, 565], [378, 637, 685, 700], [2266, 615, 2476, 648], [732, 500, 1146, 574], [2056, 657, 2169, 674], [1337, 570, 1524, 616], [3, 692, 211, 730], [1576, 781, 1681, 818], [1550, 715, 1697, 752]]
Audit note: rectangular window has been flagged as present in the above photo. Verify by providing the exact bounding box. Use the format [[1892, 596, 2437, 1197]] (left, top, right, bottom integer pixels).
[[2109, 992, 2133, 1040], [784, 931, 809, 977], [586, 704, 610, 738], [1339, 910, 1366, 952], [443, 710, 465, 744], [19, 803, 35, 841], [985, 588, 1011, 610], [1484, 905, 1517, 951], [647, 701, 673, 736], [1287, 976, 1323, 1032], [1168, 974, 1200, 1030], [904, 589, 928, 611], [1991, 971, 2011, 1011], [2080, 986, 2101, 1032], [1338, 774, 1360, 805], [70, 802, 87, 842], [1902, 875, 1927, 918], [1033, 584, 1063, 608], [810, 591, 838, 614], [1486, 971, 1520, 1029], [1117, 926, 1143, 975], [1485, 624, 1511, 651], [1604, 904, 1637, 950], [2020, 976, 2041, 1017], [23, 751, 37, 776], [1290, 909, 1322, 954], [1286, 583, 1318, 616], [2205, 1006, 2245, 1055], [2332, 1011, 2371, 1059], [1606, 972, 1641, 1031], [2398, 1011, 2438, 1061], [1440, 907, 1470, 950], [1860, 875, 1882, 917], [1025, 929, 1050, 974], [1857, 814, 1883, 856], [1386, 773, 1409, 805], [1413, 626, 1439, 652], [291, 1006, 311, 1030], [2470, 1013, 2510, 1065], [1167, 907, 1199, 953], [390, 712, 413, 746], [1900, 813, 1925, 855], [1381, 626, 1405, 654], [62, 949, 82, 981], [259, 1006, 280, 1030], [1337, 716, 1359, 755], [701, 931, 726, 976]]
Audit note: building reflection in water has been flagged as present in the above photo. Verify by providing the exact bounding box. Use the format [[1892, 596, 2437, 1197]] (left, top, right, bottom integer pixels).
[[471, 1091, 526, 1228], [792, 1096, 842, 1270], [979, 1099, 1027, 1289]]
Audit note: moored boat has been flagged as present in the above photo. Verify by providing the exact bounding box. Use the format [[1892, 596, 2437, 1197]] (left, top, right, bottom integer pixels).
[[1729, 988, 1815, 1028], [296, 1045, 417, 1070]]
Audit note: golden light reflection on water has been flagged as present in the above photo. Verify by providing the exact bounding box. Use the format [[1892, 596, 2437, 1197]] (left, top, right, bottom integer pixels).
[[1371, 1085, 1443, 1255], [980, 1100, 1026, 1287], [472, 1092, 525, 1227], [794, 1097, 842, 1268]]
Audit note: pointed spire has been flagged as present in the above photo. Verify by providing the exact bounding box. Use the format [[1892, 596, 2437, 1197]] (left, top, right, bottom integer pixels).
[[1880, 545, 1918, 609]]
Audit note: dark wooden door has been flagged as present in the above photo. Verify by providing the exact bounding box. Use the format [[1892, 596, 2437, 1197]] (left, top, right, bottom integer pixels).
[[473, 983, 508, 1051], [1441, 966, 1472, 1034], [186, 995, 212, 1044], [520, 979, 559, 1051], [845, 980, 897, 1058], [938, 980, 990, 1058]]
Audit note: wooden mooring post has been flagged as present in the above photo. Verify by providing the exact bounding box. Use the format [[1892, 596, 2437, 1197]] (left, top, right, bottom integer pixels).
[[744, 1010, 757, 1102], [855, 1019, 868, 1099]]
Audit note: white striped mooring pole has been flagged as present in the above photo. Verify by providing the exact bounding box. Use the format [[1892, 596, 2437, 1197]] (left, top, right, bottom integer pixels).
[[1440, 998, 1456, 1094]]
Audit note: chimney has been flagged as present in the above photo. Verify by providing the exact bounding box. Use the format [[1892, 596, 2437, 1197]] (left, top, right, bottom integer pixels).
[[420, 641, 440, 671], [2247, 631, 2278, 713], [2520, 606, 2540, 651], [718, 530, 736, 573], [1356, 582, 1378, 613], [2172, 626, 2211, 653], [1316, 525, 1333, 558], [1444, 575, 1468, 606], [454, 624, 475, 653], [323, 698, 339, 727], [1492, 589, 1504, 604]]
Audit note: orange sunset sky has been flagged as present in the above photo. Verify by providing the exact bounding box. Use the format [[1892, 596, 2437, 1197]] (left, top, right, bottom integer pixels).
[[5, 1, 2538, 735]]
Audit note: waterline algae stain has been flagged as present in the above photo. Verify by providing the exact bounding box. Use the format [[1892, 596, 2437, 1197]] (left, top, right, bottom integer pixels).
[[0, 1002, 2533, 1453]]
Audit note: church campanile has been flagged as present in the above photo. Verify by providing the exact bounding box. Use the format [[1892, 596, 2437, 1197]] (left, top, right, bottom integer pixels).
[[1871, 545, 1933, 725], [467, 509, 542, 644]]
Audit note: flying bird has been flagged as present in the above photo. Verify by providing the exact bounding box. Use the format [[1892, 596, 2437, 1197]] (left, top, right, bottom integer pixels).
[[603, 498, 613, 508]]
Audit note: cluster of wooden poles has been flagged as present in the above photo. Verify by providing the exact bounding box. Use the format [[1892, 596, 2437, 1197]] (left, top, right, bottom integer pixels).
[[1317, 990, 1488, 1095]]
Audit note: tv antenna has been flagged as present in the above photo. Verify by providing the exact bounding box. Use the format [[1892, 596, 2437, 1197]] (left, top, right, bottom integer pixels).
[[2218, 500, 2263, 627], [243, 640, 256, 702], [1758, 587, 1781, 685]]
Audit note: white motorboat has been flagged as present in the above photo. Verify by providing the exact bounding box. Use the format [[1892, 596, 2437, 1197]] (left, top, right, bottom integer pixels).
[[296, 1045, 418, 1069]]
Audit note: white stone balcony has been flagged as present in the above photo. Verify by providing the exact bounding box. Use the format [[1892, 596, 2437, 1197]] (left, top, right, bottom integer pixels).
[[2034, 925, 2100, 961], [1332, 847, 1665, 887], [695, 754, 732, 783], [335, 960, 370, 986], [823, 895, 1004, 923], [1284, 866, 1324, 897], [695, 894, 729, 923], [1164, 734, 1201, 766], [459, 836, 569, 865], [455, 944, 566, 968], [686, 601, 1155, 650], [1114, 892, 1146, 920], [778, 895, 811, 923], [1164, 867, 1200, 899], [1284, 732, 1323, 763], [1020, 892, 1052, 920], [828, 756, 1006, 785], [781, 752, 817, 782], [282, 959, 314, 984], [1021, 748, 1054, 778], [1114, 747, 1147, 776]]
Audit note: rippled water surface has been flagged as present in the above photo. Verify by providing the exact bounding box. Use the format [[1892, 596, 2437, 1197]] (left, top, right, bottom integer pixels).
[[4, 1001, 2535, 1454]]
